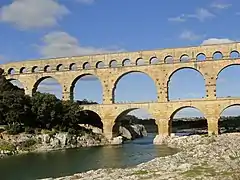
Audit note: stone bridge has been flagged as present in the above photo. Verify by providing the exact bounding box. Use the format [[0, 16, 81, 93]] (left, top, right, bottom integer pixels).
[[1, 42, 240, 139]]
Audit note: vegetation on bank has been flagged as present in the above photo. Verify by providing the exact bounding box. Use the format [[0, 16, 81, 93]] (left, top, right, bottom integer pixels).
[[0, 69, 99, 136]]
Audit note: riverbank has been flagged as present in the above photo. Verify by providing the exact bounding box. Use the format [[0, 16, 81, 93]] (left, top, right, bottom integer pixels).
[[0, 131, 110, 158], [44, 133, 240, 180]]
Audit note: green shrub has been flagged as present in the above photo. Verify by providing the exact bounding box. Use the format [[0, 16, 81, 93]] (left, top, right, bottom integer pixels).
[[6, 123, 23, 135], [19, 139, 37, 151], [24, 127, 35, 134], [0, 141, 15, 151]]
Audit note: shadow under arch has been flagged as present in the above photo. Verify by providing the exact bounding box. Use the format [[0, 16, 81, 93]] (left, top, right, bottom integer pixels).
[[112, 71, 157, 103], [32, 76, 62, 98], [70, 73, 103, 102], [219, 104, 240, 134], [112, 108, 157, 139], [80, 110, 103, 130], [170, 106, 207, 136], [167, 67, 206, 100]]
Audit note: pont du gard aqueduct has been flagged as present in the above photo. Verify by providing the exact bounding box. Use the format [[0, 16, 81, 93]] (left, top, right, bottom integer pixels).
[[1, 42, 240, 140]]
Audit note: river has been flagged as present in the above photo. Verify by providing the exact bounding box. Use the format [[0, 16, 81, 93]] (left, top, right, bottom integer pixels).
[[0, 133, 176, 180]]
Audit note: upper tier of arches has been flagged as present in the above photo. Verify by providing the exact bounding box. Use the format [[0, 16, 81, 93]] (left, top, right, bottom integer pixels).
[[3, 43, 240, 75]]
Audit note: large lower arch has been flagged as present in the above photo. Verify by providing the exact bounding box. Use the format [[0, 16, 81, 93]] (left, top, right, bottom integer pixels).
[[8, 79, 24, 90], [167, 67, 206, 100], [112, 71, 157, 103], [70, 74, 103, 104], [216, 64, 240, 98], [79, 110, 103, 131], [112, 108, 157, 140], [32, 76, 62, 99], [170, 106, 207, 136], [219, 104, 240, 134]]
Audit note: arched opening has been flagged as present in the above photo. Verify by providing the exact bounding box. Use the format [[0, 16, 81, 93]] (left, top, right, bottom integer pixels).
[[112, 108, 157, 141], [56, 64, 64, 71], [113, 71, 157, 103], [170, 106, 207, 136], [180, 54, 190, 62], [70, 74, 102, 104], [44, 65, 51, 72], [83, 62, 90, 69], [219, 105, 240, 133], [8, 79, 24, 89], [196, 53, 206, 61], [109, 60, 118, 68], [149, 57, 159, 64], [122, 59, 131, 66], [168, 68, 205, 100], [79, 110, 103, 131], [213, 51, 223, 60], [164, 55, 174, 63], [230, 51, 239, 59], [216, 65, 240, 98], [32, 76, 62, 99], [69, 63, 77, 71], [20, 67, 27, 74], [8, 68, 15, 75], [96, 61, 105, 69], [136, 58, 145, 66], [32, 66, 39, 73]]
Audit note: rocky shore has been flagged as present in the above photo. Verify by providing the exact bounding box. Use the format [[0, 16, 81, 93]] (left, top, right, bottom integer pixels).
[[44, 133, 240, 180]]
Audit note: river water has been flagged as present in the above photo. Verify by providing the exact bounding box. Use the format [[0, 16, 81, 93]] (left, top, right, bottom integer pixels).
[[0, 134, 176, 180]]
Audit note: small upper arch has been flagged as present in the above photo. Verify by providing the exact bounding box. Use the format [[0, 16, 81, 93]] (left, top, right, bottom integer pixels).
[[164, 55, 174, 63], [96, 61, 105, 69], [20, 67, 27, 74], [56, 64, 64, 71], [109, 60, 118, 68], [122, 58, 131, 66], [230, 50, 239, 59], [32, 66, 39, 73], [136, 58, 145, 66], [213, 51, 223, 60], [69, 63, 77, 71], [44, 65, 51, 72], [149, 57, 159, 64], [8, 68, 15, 75], [180, 54, 190, 62], [83, 62, 91, 69], [196, 53, 206, 61]]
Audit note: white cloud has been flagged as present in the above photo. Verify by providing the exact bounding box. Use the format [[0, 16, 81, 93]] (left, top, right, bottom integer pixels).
[[168, 15, 186, 22], [211, 2, 232, 9], [38, 31, 124, 58], [201, 38, 234, 45], [187, 8, 215, 22], [0, 0, 69, 29], [75, 0, 95, 4], [179, 30, 204, 41]]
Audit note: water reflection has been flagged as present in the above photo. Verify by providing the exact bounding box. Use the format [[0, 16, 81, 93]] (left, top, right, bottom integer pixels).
[[0, 134, 176, 180]]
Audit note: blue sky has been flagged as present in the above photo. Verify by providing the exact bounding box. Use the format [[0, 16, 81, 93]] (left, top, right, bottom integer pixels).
[[2, 0, 240, 119]]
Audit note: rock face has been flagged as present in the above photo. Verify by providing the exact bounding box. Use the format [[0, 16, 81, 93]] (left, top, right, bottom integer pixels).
[[118, 124, 148, 140], [46, 133, 240, 180]]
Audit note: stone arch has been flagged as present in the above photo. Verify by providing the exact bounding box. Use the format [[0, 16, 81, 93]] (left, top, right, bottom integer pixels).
[[112, 71, 157, 103], [149, 57, 159, 64], [112, 108, 157, 139], [213, 51, 223, 60], [216, 64, 240, 98], [122, 58, 131, 66], [8, 68, 15, 75], [196, 53, 206, 61], [32, 76, 62, 99], [180, 54, 190, 62], [96, 61, 105, 68], [167, 67, 206, 100], [69, 63, 77, 71], [170, 106, 207, 136], [56, 64, 64, 71], [136, 58, 145, 66], [32, 66, 39, 73], [8, 78, 25, 89], [164, 55, 174, 63], [83, 62, 91, 69], [230, 50, 239, 59], [219, 104, 240, 134], [70, 73, 103, 103], [80, 110, 103, 130], [44, 65, 51, 72], [20, 67, 27, 74], [109, 60, 118, 68]]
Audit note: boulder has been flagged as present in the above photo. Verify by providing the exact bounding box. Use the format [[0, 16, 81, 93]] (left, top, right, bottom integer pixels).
[[111, 136, 123, 145], [119, 126, 132, 140], [153, 135, 168, 145], [55, 132, 68, 147]]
